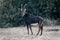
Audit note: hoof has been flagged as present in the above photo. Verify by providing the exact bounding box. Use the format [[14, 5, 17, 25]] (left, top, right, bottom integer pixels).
[[36, 34, 38, 35], [31, 33, 33, 35], [40, 34, 42, 36]]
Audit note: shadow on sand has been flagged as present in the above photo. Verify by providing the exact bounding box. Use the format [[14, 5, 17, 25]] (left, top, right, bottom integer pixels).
[[47, 29, 60, 32]]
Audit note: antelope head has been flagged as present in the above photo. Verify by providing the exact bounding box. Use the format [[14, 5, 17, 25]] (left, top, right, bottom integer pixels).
[[21, 4, 27, 16]]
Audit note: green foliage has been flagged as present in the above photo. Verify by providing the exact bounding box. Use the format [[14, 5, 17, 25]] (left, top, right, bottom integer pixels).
[[0, 0, 60, 27]]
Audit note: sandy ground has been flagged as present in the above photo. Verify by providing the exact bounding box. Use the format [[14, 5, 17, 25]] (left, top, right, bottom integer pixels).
[[0, 26, 60, 40]]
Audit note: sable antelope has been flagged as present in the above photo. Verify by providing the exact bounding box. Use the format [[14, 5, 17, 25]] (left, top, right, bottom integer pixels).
[[23, 13, 43, 35], [21, 4, 43, 35]]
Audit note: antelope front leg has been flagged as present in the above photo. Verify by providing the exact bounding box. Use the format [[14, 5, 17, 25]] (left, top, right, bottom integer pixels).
[[29, 25, 33, 35], [27, 25, 29, 34]]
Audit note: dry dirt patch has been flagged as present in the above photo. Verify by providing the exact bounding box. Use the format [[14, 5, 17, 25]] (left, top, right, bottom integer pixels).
[[0, 26, 60, 40]]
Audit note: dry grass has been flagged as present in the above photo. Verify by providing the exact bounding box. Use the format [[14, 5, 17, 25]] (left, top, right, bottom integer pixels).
[[0, 26, 60, 40]]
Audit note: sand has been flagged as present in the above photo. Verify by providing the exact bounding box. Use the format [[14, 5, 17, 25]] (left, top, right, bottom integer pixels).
[[0, 26, 60, 40]]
